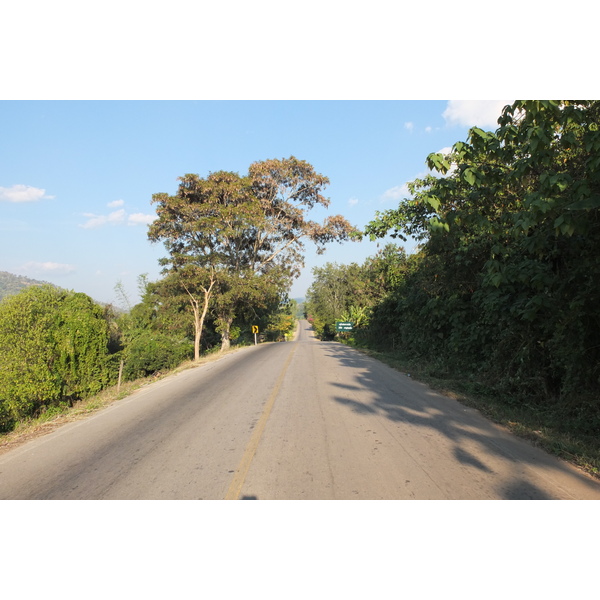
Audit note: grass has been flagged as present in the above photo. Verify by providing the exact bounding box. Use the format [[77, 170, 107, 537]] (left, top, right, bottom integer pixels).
[[349, 344, 600, 480]]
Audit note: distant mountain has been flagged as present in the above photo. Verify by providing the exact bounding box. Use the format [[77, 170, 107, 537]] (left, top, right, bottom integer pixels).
[[0, 271, 57, 302]]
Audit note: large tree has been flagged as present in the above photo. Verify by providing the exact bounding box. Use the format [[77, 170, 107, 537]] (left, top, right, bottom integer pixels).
[[148, 157, 358, 356], [364, 100, 600, 403]]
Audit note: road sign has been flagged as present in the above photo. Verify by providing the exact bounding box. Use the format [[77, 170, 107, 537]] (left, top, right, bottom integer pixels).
[[252, 325, 259, 334], [335, 321, 354, 331]]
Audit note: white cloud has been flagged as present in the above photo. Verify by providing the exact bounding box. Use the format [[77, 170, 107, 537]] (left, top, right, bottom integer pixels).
[[381, 183, 411, 202], [20, 261, 76, 276], [128, 212, 155, 226], [347, 197, 359, 207], [404, 121, 414, 132], [79, 206, 154, 229], [107, 199, 125, 208], [76, 195, 165, 231], [107, 209, 126, 223], [79, 208, 126, 229], [0, 184, 54, 203], [442, 100, 514, 129]]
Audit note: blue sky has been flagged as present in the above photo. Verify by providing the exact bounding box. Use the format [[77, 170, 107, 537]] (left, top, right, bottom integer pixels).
[[0, 100, 514, 306], [2, 4, 593, 308]]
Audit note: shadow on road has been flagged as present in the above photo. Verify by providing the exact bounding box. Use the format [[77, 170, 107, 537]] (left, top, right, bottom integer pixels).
[[318, 341, 600, 500]]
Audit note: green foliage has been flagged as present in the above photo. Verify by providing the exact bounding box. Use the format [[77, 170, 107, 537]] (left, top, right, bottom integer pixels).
[[54, 292, 114, 398], [122, 331, 193, 380], [361, 100, 600, 433], [114, 275, 202, 379], [265, 298, 297, 341], [339, 305, 371, 329], [148, 158, 358, 354], [0, 286, 117, 430], [305, 262, 363, 338], [305, 245, 409, 340], [117, 274, 196, 344], [0, 286, 62, 426]]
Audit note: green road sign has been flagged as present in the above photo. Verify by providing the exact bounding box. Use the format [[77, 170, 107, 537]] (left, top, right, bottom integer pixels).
[[336, 321, 354, 331]]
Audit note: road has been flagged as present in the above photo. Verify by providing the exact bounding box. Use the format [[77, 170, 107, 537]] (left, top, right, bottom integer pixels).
[[1, 320, 599, 499]]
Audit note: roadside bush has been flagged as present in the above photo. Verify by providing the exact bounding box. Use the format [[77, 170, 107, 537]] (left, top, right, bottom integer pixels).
[[0, 286, 62, 425], [0, 286, 116, 429], [122, 331, 193, 380]]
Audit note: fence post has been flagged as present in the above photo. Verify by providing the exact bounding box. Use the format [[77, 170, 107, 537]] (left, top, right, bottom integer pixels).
[[117, 358, 124, 393]]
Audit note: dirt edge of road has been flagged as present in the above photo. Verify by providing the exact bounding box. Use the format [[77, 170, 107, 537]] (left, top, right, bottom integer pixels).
[[0, 343, 257, 457]]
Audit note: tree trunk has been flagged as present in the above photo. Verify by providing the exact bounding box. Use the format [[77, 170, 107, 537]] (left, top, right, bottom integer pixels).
[[193, 309, 201, 361], [185, 280, 213, 362], [220, 316, 233, 352]]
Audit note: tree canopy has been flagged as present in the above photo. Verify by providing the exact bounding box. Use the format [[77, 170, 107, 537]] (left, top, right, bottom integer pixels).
[[362, 100, 600, 412], [148, 156, 358, 354]]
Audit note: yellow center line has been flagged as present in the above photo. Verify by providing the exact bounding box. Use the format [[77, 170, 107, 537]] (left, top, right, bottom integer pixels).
[[224, 343, 298, 500]]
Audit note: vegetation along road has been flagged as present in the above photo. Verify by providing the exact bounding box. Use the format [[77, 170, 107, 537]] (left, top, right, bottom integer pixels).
[[1, 321, 599, 500]]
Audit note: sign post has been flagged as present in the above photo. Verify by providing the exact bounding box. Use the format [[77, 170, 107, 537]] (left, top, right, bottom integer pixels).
[[252, 325, 259, 345], [335, 321, 354, 332]]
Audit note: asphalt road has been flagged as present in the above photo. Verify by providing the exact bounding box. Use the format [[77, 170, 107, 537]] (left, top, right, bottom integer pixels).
[[1, 320, 599, 499]]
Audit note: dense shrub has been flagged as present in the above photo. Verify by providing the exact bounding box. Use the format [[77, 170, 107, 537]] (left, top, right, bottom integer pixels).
[[122, 331, 193, 380], [361, 101, 600, 421], [0, 286, 117, 429]]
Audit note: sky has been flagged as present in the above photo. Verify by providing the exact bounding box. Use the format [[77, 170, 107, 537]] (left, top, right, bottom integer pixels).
[[2, 4, 595, 308], [0, 99, 515, 306]]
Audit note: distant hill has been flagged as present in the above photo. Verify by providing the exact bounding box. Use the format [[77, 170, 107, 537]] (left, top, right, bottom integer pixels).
[[0, 271, 57, 302]]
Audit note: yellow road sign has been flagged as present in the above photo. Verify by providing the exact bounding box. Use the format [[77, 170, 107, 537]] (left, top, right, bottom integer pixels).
[[252, 325, 259, 334]]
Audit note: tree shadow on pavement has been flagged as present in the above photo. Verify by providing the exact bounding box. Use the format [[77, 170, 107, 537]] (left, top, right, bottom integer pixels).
[[319, 341, 600, 500]]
